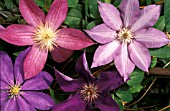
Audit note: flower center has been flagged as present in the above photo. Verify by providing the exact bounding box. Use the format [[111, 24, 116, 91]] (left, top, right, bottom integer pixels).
[[117, 28, 134, 43], [33, 23, 57, 51], [79, 83, 99, 102], [9, 85, 21, 98]]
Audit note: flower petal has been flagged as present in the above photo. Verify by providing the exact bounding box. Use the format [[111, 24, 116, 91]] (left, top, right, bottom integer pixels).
[[0, 91, 9, 106], [114, 42, 135, 81], [135, 28, 170, 48], [1, 98, 18, 111], [131, 5, 160, 32], [19, 0, 45, 27], [55, 68, 81, 92], [21, 71, 52, 90], [45, 0, 68, 30], [21, 91, 55, 110], [50, 46, 73, 63], [95, 95, 120, 111], [85, 24, 116, 44], [24, 45, 48, 79], [56, 28, 94, 50], [17, 96, 36, 111], [91, 40, 120, 68], [0, 24, 34, 46], [128, 41, 151, 72], [0, 51, 14, 85], [75, 52, 94, 83], [52, 94, 87, 111], [14, 47, 31, 84], [96, 71, 124, 93], [0, 80, 10, 90], [0, 25, 5, 31], [119, 0, 140, 27], [98, 1, 122, 30]]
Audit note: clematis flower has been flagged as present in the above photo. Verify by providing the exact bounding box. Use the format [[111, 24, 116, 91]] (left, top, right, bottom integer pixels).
[[0, 25, 4, 31], [53, 52, 124, 111], [85, 0, 170, 81], [0, 0, 94, 79], [0, 48, 55, 111]]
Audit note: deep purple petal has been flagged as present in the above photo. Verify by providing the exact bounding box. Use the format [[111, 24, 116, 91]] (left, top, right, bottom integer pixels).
[[56, 28, 94, 50], [0, 51, 14, 85], [17, 96, 36, 111], [0, 91, 9, 106], [119, 0, 139, 27], [50, 46, 73, 63], [114, 42, 135, 81], [128, 41, 151, 72], [0, 24, 34, 46], [14, 47, 31, 84], [55, 68, 82, 92], [131, 5, 160, 32], [45, 0, 68, 30], [52, 94, 87, 111], [0, 80, 10, 90], [98, 1, 122, 30], [75, 52, 94, 83], [95, 95, 120, 111], [21, 91, 55, 110], [23, 45, 48, 79], [21, 71, 52, 90], [1, 98, 18, 111], [96, 71, 124, 93], [19, 0, 45, 27], [85, 24, 116, 44], [135, 28, 170, 48], [91, 40, 120, 68]]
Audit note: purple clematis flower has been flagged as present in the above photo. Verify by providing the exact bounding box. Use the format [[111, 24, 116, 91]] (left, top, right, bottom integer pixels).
[[0, 0, 94, 79], [53, 52, 124, 111], [0, 48, 55, 111], [85, 0, 170, 81]]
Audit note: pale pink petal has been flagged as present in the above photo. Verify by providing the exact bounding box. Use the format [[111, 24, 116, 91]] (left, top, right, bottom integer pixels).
[[85, 24, 116, 44], [0, 24, 34, 46], [91, 40, 120, 68], [131, 5, 160, 32], [114, 42, 135, 81], [119, 0, 140, 27], [128, 41, 151, 72], [56, 28, 94, 50], [14, 47, 31, 84], [45, 0, 68, 30], [0, 25, 5, 31], [24, 45, 48, 79], [19, 0, 45, 27], [98, 1, 122, 30], [50, 46, 73, 63], [135, 28, 170, 48], [0, 51, 14, 85]]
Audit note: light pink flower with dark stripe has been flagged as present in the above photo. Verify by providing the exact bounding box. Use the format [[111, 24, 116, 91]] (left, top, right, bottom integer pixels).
[[0, 0, 94, 79], [85, 0, 170, 81]]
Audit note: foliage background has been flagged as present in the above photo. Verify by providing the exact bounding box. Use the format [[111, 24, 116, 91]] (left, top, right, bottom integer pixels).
[[0, 0, 170, 110]]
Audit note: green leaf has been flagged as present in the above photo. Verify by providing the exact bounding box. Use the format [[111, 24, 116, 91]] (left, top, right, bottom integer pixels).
[[149, 46, 170, 58], [112, 94, 124, 111], [104, 0, 111, 3], [165, 0, 170, 32], [85, 0, 90, 17], [68, 0, 78, 7], [34, 0, 45, 7], [113, 0, 122, 7], [44, 0, 52, 11], [146, 0, 152, 5], [86, 19, 102, 30], [89, 0, 100, 19], [150, 57, 157, 68], [127, 68, 144, 87], [50, 88, 58, 103], [153, 16, 165, 31], [4, 0, 15, 9], [116, 89, 133, 102], [129, 84, 143, 93]]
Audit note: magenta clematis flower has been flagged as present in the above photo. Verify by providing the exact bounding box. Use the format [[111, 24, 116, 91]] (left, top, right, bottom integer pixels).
[[0, 25, 4, 31], [85, 0, 170, 81], [0, 0, 94, 79], [0, 48, 55, 111], [53, 52, 124, 111]]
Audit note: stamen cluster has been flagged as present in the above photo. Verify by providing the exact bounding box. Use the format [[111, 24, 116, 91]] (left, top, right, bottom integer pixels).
[[9, 84, 21, 98], [117, 28, 134, 43]]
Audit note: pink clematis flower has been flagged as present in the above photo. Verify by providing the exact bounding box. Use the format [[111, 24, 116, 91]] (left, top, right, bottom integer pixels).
[[85, 0, 170, 81], [0, 0, 94, 79]]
